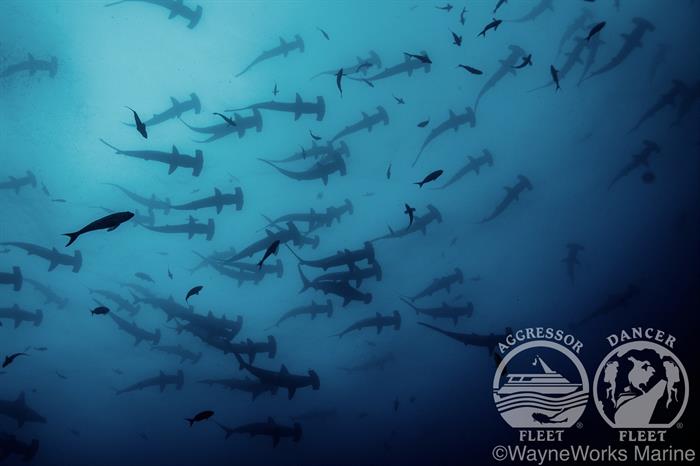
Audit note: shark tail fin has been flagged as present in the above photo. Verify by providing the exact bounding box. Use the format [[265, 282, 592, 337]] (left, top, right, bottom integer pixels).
[[298, 265, 310, 292]]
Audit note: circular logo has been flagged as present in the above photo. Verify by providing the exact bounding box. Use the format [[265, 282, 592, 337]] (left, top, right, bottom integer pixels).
[[493, 341, 589, 428], [593, 341, 689, 428]]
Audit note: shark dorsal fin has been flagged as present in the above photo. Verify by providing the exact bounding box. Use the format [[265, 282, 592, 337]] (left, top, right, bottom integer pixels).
[[279, 37, 286, 46], [448, 109, 456, 119], [188, 216, 196, 224], [376, 312, 381, 318], [170, 97, 179, 107], [172, 145, 179, 155], [280, 364, 289, 374], [15, 391, 26, 405], [267, 416, 275, 424], [295, 93, 302, 104], [214, 187, 221, 196], [27, 53, 34, 61]]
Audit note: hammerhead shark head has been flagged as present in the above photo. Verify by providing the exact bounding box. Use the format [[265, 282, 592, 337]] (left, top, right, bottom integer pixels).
[[0, 53, 57, 78], [236, 35, 305, 77], [357, 52, 431, 82], [609, 140, 661, 189], [507, 0, 553, 23], [436, 149, 494, 189], [0, 267, 22, 291], [1, 242, 82, 272], [264, 140, 350, 164], [562, 243, 584, 285], [171, 187, 243, 214], [630, 80, 687, 132], [311, 50, 382, 79], [287, 241, 375, 270], [407, 268, 463, 301], [115, 369, 184, 395], [152, 344, 202, 364], [268, 300, 333, 328], [215, 418, 302, 447], [260, 151, 346, 185], [234, 354, 320, 400], [571, 284, 639, 328], [330, 106, 389, 143], [338, 352, 396, 373], [480, 175, 533, 223], [108, 313, 161, 346], [198, 377, 277, 400], [227, 222, 304, 262], [419, 323, 513, 355], [261, 198, 353, 233], [310, 261, 382, 288], [577, 33, 604, 86], [402, 299, 473, 326], [100, 139, 203, 176], [0, 392, 47, 427], [0, 305, 43, 328], [475, 45, 525, 111], [372, 205, 443, 242], [413, 107, 476, 166], [0, 171, 37, 194], [24, 278, 69, 309], [228, 93, 325, 121], [104, 0, 203, 29], [180, 108, 263, 142], [89, 288, 140, 316], [103, 183, 171, 214], [333, 311, 401, 337], [142, 216, 215, 240], [0, 432, 39, 462], [584, 17, 655, 82], [126, 93, 201, 127]]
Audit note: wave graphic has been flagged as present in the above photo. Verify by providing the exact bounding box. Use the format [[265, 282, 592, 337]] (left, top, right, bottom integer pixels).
[[496, 392, 588, 414]]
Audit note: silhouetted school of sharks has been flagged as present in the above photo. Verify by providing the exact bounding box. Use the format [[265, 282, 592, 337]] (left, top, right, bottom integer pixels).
[[1, 0, 699, 464]]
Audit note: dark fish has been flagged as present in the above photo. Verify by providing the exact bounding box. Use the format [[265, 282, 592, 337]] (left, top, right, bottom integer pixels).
[[478, 18, 502, 37], [457, 64, 483, 75], [258, 240, 281, 269], [512, 54, 532, 69], [436, 3, 452, 12], [309, 130, 322, 141], [403, 52, 432, 64], [641, 171, 655, 184], [451, 31, 462, 47], [185, 285, 203, 302], [168, 267, 173, 280], [336, 68, 343, 96], [317, 27, 330, 40], [550, 65, 561, 91], [63, 211, 134, 247], [417, 119, 430, 128], [493, 0, 507, 13], [91, 306, 110, 316], [52, 199, 67, 203], [404, 203, 416, 227], [126, 107, 147, 139], [135, 272, 154, 283], [2, 352, 28, 368], [386, 163, 392, 179], [186, 410, 214, 427], [414, 170, 443, 188], [213, 112, 236, 126], [273, 83, 279, 96], [56, 371, 67, 379], [460, 7, 467, 25], [393, 95, 405, 104], [586, 21, 606, 41]]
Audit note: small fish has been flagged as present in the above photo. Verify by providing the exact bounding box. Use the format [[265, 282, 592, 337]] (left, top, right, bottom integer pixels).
[[586, 21, 606, 41], [213, 112, 236, 126], [404, 203, 416, 227], [457, 64, 483, 75], [336, 68, 344, 96], [403, 52, 432, 64], [317, 27, 330, 40], [493, 0, 507, 13], [41, 183, 50, 196], [478, 18, 502, 38], [186, 285, 204, 302], [451, 31, 463, 46], [258, 240, 280, 269], [2, 352, 28, 368], [417, 119, 430, 128], [460, 7, 467, 25], [550, 65, 561, 91], [185, 410, 214, 427], [56, 371, 67, 380], [52, 198, 67, 203], [393, 95, 405, 105], [91, 306, 110, 316], [127, 106, 147, 139], [309, 130, 322, 141], [642, 171, 656, 184], [168, 267, 173, 280], [135, 272, 154, 283], [273, 82, 279, 96], [113, 368, 124, 375], [414, 170, 443, 188], [512, 54, 532, 69], [386, 163, 392, 180], [393, 397, 400, 412], [33, 347, 48, 352], [436, 3, 453, 12]]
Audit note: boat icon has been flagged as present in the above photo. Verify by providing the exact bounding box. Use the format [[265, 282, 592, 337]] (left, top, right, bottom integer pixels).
[[495, 355, 582, 396]]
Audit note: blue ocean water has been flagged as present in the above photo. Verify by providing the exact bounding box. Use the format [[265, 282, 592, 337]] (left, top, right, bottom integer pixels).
[[1, 1, 698, 465]]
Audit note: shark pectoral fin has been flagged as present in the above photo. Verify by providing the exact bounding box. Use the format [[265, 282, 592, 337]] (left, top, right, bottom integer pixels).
[[14, 319, 21, 328], [377, 325, 382, 334], [188, 231, 194, 239], [160, 383, 165, 392], [48, 260, 58, 271], [168, 162, 177, 175], [287, 387, 296, 400], [273, 434, 281, 447]]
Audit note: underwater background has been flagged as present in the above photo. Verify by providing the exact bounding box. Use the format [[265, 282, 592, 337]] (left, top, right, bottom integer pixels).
[[1, 0, 699, 465]]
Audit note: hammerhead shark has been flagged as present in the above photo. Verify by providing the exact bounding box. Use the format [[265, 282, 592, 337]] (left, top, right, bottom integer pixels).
[[198, 377, 277, 400], [0, 392, 47, 427], [1, 242, 82, 272], [436, 149, 494, 189], [407, 268, 463, 301], [333, 311, 401, 337], [215, 418, 302, 446], [577, 33, 604, 86], [338, 352, 396, 373], [0, 305, 43, 328], [195, 253, 283, 286], [104, 0, 203, 29], [402, 299, 473, 326], [529, 37, 588, 92], [372, 205, 443, 242], [671, 80, 700, 127], [480, 175, 533, 223], [570, 284, 639, 328], [562, 243, 584, 285], [419, 323, 513, 355], [89, 288, 140, 316], [259, 151, 346, 185], [142, 216, 215, 240], [507, 0, 553, 23], [152, 344, 202, 364], [228, 93, 324, 121], [268, 300, 333, 328], [227, 222, 305, 262], [609, 140, 660, 189], [264, 140, 350, 164], [126, 93, 201, 127], [100, 139, 203, 176], [236, 35, 305, 77], [24, 278, 69, 309], [310, 261, 382, 288], [261, 199, 353, 233], [171, 187, 243, 214], [330, 106, 389, 142], [475, 45, 525, 111], [0, 432, 39, 462], [357, 52, 431, 82], [0, 267, 22, 291], [286, 241, 375, 270], [103, 183, 171, 214], [630, 81, 687, 131], [557, 9, 593, 57], [584, 17, 655, 82], [202, 336, 276, 364], [413, 107, 476, 166], [311, 50, 382, 79], [115, 369, 184, 395], [180, 108, 263, 142], [0, 53, 57, 78], [298, 266, 372, 306], [108, 313, 161, 346], [0, 171, 37, 194], [234, 354, 320, 400]]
